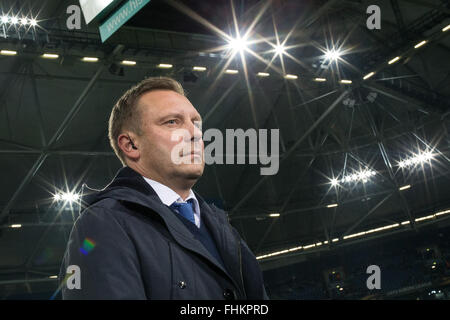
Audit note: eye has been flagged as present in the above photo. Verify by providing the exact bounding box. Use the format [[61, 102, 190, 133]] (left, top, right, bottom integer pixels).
[[165, 119, 177, 125]]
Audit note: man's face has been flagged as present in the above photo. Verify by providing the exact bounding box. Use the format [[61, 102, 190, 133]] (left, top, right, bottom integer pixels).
[[136, 90, 204, 185]]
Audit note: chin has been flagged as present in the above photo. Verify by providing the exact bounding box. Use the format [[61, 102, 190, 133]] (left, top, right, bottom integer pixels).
[[181, 164, 204, 180]]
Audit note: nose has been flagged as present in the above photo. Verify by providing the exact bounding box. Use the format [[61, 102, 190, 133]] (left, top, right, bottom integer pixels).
[[188, 120, 202, 143]]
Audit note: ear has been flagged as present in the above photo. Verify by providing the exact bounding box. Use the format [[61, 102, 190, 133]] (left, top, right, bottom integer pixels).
[[118, 133, 140, 161]]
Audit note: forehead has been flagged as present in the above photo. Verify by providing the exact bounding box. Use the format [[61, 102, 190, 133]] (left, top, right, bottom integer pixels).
[[137, 90, 201, 118]]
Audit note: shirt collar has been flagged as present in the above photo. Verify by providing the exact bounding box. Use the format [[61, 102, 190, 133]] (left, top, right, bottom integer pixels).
[[142, 176, 201, 225]]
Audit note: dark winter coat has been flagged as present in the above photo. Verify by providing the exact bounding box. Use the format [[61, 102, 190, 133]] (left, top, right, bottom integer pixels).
[[59, 166, 268, 300]]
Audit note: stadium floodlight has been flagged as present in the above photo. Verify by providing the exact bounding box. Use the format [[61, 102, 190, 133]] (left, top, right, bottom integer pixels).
[[443, 24, 450, 32], [20, 18, 28, 25], [257, 72, 270, 77], [274, 44, 285, 56], [82, 57, 99, 62], [54, 192, 80, 203], [327, 204, 338, 208], [10, 224, 22, 228], [157, 63, 172, 68], [10, 16, 18, 24], [29, 19, 37, 26], [325, 49, 341, 61], [0, 50, 17, 56], [340, 169, 376, 184], [340, 79, 352, 84], [225, 69, 238, 74], [399, 185, 411, 191], [1, 16, 8, 24], [330, 178, 339, 186], [228, 36, 249, 53], [398, 151, 433, 168], [314, 78, 326, 82]]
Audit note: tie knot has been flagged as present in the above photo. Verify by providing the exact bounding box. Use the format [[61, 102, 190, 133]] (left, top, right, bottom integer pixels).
[[171, 199, 196, 224]]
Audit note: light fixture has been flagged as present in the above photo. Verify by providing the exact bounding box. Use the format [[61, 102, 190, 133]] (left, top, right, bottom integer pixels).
[[327, 204, 338, 208], [0, 50, 17, 56], [49, 275, 58, 279], [228, 36, 248, 53], [54, 192, 80, 203], [193, 66, 206, 71], [10, 16, 18, 24], [314, 78, 326, 82], [284, 74, 298, 79], [157, 63, 172, 68], [340, 79, 352, 84], [257, 72, 270, 77], [388, 56, 401, 64], [121, 60, 136, 66], [225, 69, 238, 74], [42, 53, 59, 59], [269, 213, 280, 217], [10, 224, 22, 228], [20, 17, 28, 25], [341, 169, 376, 184], [398, 151, 433, 168], [414, 40, 427, 49], [325, 49, 341, 61], [443, 24, 450, 32], [29, 19, 37, 26], [82, 57, 99, 62], [330, 178, 339, 186], [363, 72, 375, 80], [399, 185, 411, 191], [274, 44, 285, 56], [1, 16, 8, 24]]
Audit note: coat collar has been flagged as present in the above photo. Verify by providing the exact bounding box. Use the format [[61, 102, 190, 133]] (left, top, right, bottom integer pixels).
[[81, 166, 244, 297]]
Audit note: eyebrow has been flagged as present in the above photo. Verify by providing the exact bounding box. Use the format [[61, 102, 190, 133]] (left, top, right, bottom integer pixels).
[[160, 113, 202, 122]]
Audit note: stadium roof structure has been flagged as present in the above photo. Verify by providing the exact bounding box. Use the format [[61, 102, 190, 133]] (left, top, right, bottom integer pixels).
[[0, 0, 449, 298]]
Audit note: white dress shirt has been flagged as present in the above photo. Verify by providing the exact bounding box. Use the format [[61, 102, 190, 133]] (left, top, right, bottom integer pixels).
[[143, 176, 201, 228]]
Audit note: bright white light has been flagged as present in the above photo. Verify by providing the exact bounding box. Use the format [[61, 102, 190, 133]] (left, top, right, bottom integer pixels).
[[225, 69, 238, 74], [54, 192, 80, 203], [257, 72, 270, 77], [388, 56, 400, 64], [49, 275, 58, 279], [314, 78, 326, 82], [331, 178, 339, 186], [269, 213, 280, 217], [325, 49, 341, 61], [443, 24, 450, 32], [0, 50, 17, 56], [20, 18, 28, 25], [193, 66, 206, 71], [228, 36, 248, 53], [341, 170, 376, 184], [42, 53, 59, 59], [10, 16, 18, 24], [274, 44, 285, 56], [340, 79, 352, 84], [414, 40, 427, 49], [29, 19, 37, 26], [363, 72, 375, 80], [284, 74, 298, 79], [399, 185, 411, 191], [327, 204, 338, 208], [121, 60, 136, 66], [82, 57, 99, 62], [1, 16, 8, 24], [10, 224, 22, 228], [398, 151, 434, 168], [157, 63, 172, 68]]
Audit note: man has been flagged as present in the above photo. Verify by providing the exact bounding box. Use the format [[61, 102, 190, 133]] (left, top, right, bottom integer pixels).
[[59, 77, 268, 299]]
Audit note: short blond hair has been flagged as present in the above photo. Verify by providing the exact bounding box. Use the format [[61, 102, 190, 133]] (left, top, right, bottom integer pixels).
[[108, 77, 185, 165]]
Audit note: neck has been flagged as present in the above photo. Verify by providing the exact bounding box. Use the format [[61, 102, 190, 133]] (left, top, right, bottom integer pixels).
[[127, 163, 194, 200]]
